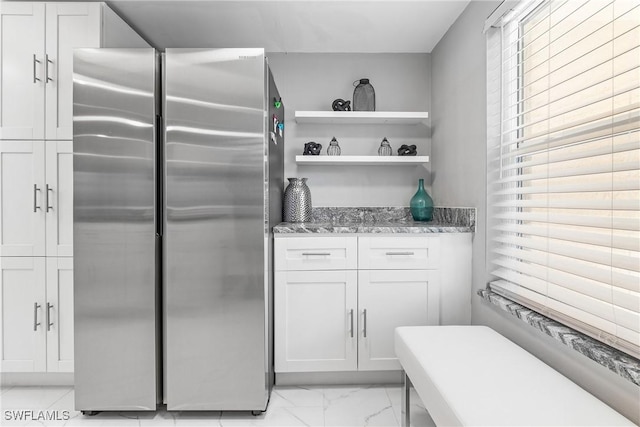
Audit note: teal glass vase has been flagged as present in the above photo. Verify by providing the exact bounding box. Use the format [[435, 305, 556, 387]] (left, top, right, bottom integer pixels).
[[410, 179, 434, 221]]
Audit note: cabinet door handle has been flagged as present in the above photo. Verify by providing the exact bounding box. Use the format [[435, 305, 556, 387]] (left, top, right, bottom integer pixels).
[[385, 251, 415, 256], [349, 309, 354, 338], [33, 54, 41, 83], [46, 303, 54, 331], [33, 303, 41, 331], [46, 184, 53, 212], [33, 184, 41, 212], [363, 309, 368, 338], [45, 54, 53, 83], [301, 252, 331, 256]]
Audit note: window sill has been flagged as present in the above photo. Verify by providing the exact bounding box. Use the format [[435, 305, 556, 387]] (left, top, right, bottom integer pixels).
[[478, 289, 640, 387]]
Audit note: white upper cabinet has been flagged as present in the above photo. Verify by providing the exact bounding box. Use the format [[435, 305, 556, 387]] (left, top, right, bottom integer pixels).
[[45, 3, 101, 140], [0, 3, 46, 140], [0, 2, 149, 140]]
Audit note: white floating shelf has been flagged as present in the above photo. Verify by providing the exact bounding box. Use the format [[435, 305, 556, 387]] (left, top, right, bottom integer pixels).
[[294, 111, 429, 125], [296, 155, 429, 166]]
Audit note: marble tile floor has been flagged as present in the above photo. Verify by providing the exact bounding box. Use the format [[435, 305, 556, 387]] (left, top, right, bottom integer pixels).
[[0, 385, 433, 427]]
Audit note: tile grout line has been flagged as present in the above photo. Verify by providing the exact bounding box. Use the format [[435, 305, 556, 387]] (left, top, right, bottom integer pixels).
[[321, 387, 326, 427], [0, 386, 14, 396], [384, 387, 401, 427], [46, 387, 74, 410]]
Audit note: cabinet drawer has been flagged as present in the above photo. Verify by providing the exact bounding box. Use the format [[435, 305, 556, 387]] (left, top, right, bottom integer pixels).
[[275, 236, 357, 271], [358, 236, 439, 270]]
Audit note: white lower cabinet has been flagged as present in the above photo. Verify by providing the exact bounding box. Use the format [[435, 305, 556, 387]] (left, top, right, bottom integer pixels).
[[0, 257, 46, 372], [45, 257, 74, 372], [275, 235, 447, 373], [275, 270, 357, 372], [0, 256, 73, 373], [357, 269, 439, 371]]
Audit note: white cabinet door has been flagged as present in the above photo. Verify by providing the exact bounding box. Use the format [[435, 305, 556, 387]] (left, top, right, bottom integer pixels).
[[45, 140, 73, 256], [46, 257, 73, 372], [275, 270, 357, 372], [45, 3, 101, 140], [0, 257, 47, 372], [357, 269, 439, 371], [439, 233, 472, 325], [0, 3, 45, 140], [0, 141, 46, 257]]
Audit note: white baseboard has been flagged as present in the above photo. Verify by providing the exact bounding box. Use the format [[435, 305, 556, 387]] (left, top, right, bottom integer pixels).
[[2, 371, 400, 389], [1, 373, 74, 387], [275, 370, 403, 386]]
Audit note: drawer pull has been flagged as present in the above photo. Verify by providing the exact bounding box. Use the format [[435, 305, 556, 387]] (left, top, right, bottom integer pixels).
[[385, 251, 415, 256], [301, 252, 331, 256]]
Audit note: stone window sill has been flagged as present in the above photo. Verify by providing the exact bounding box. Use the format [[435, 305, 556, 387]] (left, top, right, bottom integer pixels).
[[478, 289, 640, 387]]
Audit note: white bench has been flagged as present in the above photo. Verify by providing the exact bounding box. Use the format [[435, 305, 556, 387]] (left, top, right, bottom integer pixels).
[[395, 325, 635, 426]]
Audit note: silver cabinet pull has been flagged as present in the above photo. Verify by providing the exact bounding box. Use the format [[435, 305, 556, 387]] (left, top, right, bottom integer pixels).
[[33, 303, 41, 331], [45, 54, 53, 83], [46, 184, 53, 212], [363, 309, 368, 338], [33, 54, 41, 83], [301, 252, 331, 256], [349, 309, 354, 338], [385, 251, 415, 256], [33, 184, 41, 212], [46, 303, 54, 331]]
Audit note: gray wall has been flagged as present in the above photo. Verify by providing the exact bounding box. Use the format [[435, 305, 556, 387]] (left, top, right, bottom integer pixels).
[[430, 1, 639, 423], [267, 53, 431, 207]]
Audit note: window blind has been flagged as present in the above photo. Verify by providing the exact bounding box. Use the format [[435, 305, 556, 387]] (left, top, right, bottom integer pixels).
[[486, 0, 640, 358]]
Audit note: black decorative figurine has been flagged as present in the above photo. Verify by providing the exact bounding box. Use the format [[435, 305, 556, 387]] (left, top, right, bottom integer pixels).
[[398, 144, 417, 156], [303, 142, 322, 155], [331, 99, 352, 111]]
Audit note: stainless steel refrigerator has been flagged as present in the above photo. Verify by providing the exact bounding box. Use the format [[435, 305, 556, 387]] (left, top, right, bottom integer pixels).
[[73, 48, 284, 412]]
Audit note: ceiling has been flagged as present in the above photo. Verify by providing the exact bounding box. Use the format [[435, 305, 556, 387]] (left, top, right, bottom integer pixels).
[[107, 0, 471, 52]]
